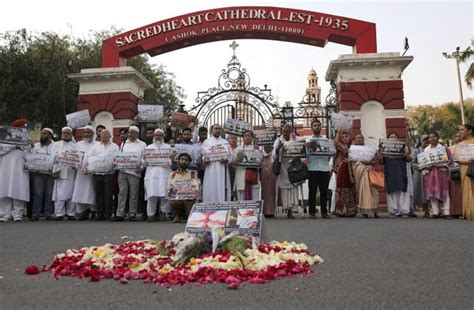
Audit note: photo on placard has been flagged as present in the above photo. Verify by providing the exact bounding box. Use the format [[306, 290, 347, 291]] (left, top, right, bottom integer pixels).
[[187, 210, 228, 228]]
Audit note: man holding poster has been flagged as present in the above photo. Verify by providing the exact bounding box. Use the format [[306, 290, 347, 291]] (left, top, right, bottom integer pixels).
[[115, 126, 146, 221], [202, 124, 232, 202], [168, 153, 200, 223], [0, 119, 30, 222], [72, 126, 97, 220], [52, 127, 78, 220], [144, 129, 172, 221]]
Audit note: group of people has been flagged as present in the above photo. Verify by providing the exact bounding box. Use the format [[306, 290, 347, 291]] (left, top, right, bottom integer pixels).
[[0, 117, 473, 223]]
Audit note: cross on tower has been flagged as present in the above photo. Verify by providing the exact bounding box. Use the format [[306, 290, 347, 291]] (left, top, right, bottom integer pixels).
[[229, 41, 239, 56]]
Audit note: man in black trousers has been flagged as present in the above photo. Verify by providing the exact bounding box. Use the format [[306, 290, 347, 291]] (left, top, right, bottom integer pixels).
[[305, 119, 332, 219]]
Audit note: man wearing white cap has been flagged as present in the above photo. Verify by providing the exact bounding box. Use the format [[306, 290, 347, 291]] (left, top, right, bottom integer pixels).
[[52, 127, 78, 220], [0, 119, 30, 222], [144, 128, 172, 221], [72, 126, 97, 220], [114, 125, 146, 221], [30, 127, 57, 220]]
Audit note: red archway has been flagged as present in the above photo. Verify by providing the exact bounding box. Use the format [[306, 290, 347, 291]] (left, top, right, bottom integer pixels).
[[102, 6, 377, 67]]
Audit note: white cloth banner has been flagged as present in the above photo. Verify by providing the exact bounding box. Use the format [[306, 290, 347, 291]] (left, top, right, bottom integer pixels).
[[66, 110, 91, 129]]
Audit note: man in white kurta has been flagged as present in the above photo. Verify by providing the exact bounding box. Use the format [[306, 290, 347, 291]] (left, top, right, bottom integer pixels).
[[72, 126, 97, 220], [234, 130, 261, 201], [144, 129, 172, 221], [273, 124, 301, 219], [52, 127, 78, 220], [0, 123, 30, 222], [202, 124, 232, 202]]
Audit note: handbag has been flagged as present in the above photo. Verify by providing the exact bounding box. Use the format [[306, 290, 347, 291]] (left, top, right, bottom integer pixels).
[[287, 158, 309, 186], [272, 157, 281, 175], [245, 168, 259, 184], [467, 164, 474, 179], [368, 169, 385, 190], [449, 166, 461, 181]]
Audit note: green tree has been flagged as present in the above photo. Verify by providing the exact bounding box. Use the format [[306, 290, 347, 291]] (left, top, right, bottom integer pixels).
[[0, 29, 185, 131]]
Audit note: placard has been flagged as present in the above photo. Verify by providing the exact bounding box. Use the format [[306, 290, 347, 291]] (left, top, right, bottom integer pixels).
[[236, 149, 263, 168], [331, 112, 354, 132], [137, 105, 164, 122], [168, 178, 201, 200], [417, 147, 448, 169], [454, 144, 474, 162], [307, 138, 336, 156], [87, 155, 115, 174], [254, 129, 277, 146], [143, 148, 172, 167], [202, 143, 229, 162], [66, 110, 91, 129], [173, 144, 200, 168], [185, 200, 263, 240], [0, 126, 29, 146], [281, 141, 307, 158], [24, 153, 55, 174], [56, 149, 85, 169], [224, 119, 252, 137], [170, 112, 198, 129], [114, 152, 142, 170], [379, 139, 406, 158], [348, 145, 377, 162]]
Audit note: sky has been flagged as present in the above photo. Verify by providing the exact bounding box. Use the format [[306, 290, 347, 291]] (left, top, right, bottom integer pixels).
[[1, 0, 473, 111]]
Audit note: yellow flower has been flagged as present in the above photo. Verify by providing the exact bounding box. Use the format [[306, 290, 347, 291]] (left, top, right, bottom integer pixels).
[[190, 258, 197, 265]]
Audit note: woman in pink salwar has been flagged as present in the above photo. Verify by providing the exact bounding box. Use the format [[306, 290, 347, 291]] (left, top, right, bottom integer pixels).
[[423, 132, 453, 219]]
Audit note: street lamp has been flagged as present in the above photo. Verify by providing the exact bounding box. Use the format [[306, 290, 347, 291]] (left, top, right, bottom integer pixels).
[[442, 46, 469, 124]]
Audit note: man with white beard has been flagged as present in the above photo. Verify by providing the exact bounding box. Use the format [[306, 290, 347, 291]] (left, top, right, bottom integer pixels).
[[202, 124, 232, 202], [144, 128, 172, 222], [72, 126, 97, 220], [0, 119, 30, 222], [52, 127, 78, 220]]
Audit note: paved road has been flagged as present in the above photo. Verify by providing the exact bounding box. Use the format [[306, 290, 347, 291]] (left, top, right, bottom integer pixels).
[[0, 215, 473, 310]]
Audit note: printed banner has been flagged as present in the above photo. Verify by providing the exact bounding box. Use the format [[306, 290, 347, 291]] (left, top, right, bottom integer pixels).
[[331, 112, 354, 132], [168, 178, 201, 200], [185, 200, 263, 240], [454, 144, 474, 162], [66, 110, 91, 129], [143, 148, 172, 167], [236, 149, 263, 168], [202, 143, 229, 162], [170, 112, 198, 129], [224, 119, 252, 137], [56, 149, 85, 169], [348, 145, 377, 162], [417, 147, 448, 169], [0, 126, 29, 146], [114, 152, 142, 170], [137, 105, 164, 122], [254, 129, 277, 146], [307, 138, 336, 156], [24, 153, 55, 174], [282, 141, 307, 158], [87, 155, 115, 174], [379, 139, 406, 158]]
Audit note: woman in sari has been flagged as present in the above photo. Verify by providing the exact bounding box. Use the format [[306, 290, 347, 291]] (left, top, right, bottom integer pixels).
[[411, 135, 430, 217], [448, 132, 462, 218], [380, 132, 412, 217], [333, 130, 357, 217], [455, 124, 474, 220], [352, 134, 379, 218], [422, 132, 453, 219]]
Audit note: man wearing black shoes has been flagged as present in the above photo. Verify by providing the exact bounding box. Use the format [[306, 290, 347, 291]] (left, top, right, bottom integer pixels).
[[306, 119, 332, 219]]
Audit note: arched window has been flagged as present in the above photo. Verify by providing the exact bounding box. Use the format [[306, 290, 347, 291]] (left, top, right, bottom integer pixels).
[[93, 111, 114, 134], [360, 101, 386, 148]]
